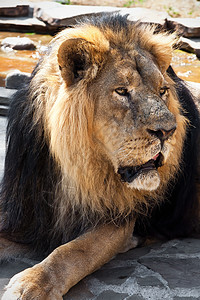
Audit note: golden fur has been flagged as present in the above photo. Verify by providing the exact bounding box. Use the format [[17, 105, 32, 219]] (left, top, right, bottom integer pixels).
[[29, 22, 187, 226], [2, 16, 198, 299]]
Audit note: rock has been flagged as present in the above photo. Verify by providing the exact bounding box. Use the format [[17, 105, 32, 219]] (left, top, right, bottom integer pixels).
[[0, 258, 40, 298], [34, 2, 118, 27], [121, 7, 169, 26], [186, 81, 200, 109], [0, 17, 50, 34], [0, 117, 6, 179], [0, 86, 17, 106], [92, 266, 136, 285], [1, 36, 36, 51], [95, 291, 129, 300], [0, 3, 29, 17], [166, 17, 200, 38], [34, 2, 169, 28], [5, 70, 31, 90], [179, 37, 200, 59], [0, 87, 17, 116], [0, 106, 8, 117], [0, 2, 199, 39], [0, 2, 51, 33], [138, 239, 200, 291], [63, 279, 94, 300], [139, 256, 200, 290]]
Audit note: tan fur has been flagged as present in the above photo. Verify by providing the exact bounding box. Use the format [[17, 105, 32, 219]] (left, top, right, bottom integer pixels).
[[2, 221, 136, 299], [2, 19, 190, 299], [29, 23, 187, 224]]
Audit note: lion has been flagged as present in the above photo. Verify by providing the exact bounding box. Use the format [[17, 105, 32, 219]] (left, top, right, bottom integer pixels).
[[0, 14, 200, 299]]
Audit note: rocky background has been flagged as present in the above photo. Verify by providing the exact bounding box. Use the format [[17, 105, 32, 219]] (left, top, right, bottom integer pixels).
[[0, 1, 200, 115]]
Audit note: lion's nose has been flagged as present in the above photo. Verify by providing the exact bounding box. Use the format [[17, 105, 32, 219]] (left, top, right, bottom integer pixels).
[[147, 125, 176, 141]]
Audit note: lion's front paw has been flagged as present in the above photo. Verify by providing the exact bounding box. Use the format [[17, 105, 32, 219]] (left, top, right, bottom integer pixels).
[[2, 267, 62, 300]]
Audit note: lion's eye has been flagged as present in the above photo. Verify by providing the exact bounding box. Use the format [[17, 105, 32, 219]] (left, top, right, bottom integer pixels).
[[115, 87, 129, 96], [160, 86, 169, 97]]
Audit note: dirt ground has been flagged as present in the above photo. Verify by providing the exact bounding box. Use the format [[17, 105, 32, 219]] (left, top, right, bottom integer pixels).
[[27, 0, 200, 18], [70, 0, 200, 18]]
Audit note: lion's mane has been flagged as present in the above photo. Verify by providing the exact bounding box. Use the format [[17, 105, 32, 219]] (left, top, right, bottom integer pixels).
[[0, 15, 199, 254]]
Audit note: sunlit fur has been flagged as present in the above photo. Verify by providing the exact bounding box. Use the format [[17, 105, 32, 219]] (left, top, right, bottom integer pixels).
[[27, 18, 187, 232]]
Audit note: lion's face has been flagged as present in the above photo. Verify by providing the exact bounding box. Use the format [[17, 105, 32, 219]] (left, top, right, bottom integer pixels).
[[91, 50, 177, 191], [56, 23, 186, 194]]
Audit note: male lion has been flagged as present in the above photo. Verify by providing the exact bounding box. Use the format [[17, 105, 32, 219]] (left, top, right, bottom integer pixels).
[[0, 14, 200, 299]]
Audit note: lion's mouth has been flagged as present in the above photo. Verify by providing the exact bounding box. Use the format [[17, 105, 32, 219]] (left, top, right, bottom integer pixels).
[[118, 152, 164, 183]]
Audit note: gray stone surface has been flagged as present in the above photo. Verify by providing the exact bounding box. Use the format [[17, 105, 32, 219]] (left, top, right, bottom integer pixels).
[[0, 3, 29, 17], [0, 115, 200, 299], [0, 238, 200, 299], [0, 16, 49, 34], [0, 86, 17, 106], [5, 70, 31, 89], [0, 258, 40, 299], [186, 81, 200, 101], [0, 116, 6, 179], [34, 2, 118, 27], [33, 3, 169, 27], [0, 87, 17, 116], [166, 17, 200, 38], [95, 291, 129, 299], [0, 1, 200, 38], [122, 7, 169, 25], [1, 36, 36, 50], [62, 239, 200, 299], [180, 37, 200, 59]]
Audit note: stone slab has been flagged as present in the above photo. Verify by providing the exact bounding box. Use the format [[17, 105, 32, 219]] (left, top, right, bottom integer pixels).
[[0, 4, 29, 17], [33, 2, 169, 28], [91, 265, 137, 286], [173, 297, 197, 300], [0, 106, 8, 117], [166, 17, 200, 38], [34, 2, 118, 27], [0, 87, 17, 106], [180, 37, 200, 59], [0, 17, 54, 34], [139, 256, 200, 289], [1, 36, 36, 50], [121, 7, 169, 25], [186, 81, 200, 101], [0, 115, 200, 299], [0, 2, 199, 39], [95, 291, 129, 300], [0, 86, 17, 116], [0, 116, 6, 179], [0, 258, 40, 299], [62, 239, 200, 299], [63, 280, 95, 300], [5, 70, 31, 89]]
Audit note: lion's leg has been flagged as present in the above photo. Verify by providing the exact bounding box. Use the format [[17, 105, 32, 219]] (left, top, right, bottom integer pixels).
[[2, 220, 136, 300]]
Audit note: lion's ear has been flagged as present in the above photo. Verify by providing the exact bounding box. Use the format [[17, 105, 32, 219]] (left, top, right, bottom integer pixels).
[[154, 48, 172, 73], [58, 38, 98, 86], [150, 34, 176, 74]]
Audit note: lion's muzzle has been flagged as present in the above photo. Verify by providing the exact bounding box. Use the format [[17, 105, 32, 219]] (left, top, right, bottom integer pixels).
[[118, 152, 164, 184], [147, 125, 176, 143]]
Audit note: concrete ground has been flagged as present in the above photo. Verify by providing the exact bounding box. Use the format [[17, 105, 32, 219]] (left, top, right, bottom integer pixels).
[[0, 115, 200, 300]]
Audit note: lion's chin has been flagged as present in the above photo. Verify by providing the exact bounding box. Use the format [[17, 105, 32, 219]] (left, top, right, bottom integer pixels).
[[126, 169, 161, 191], [117, 153, 163, 191]]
